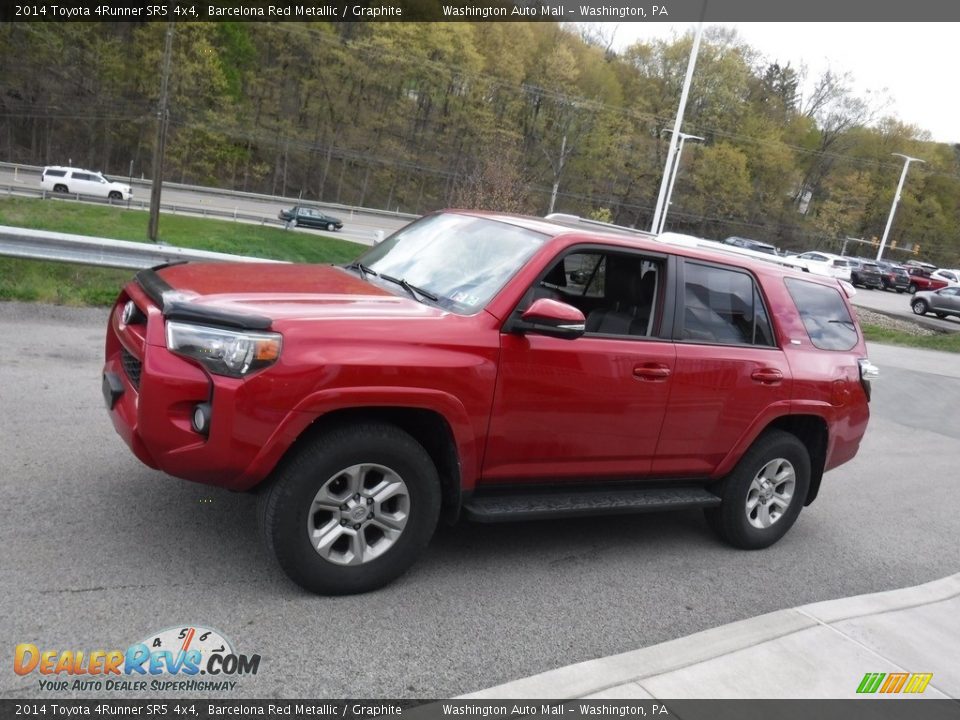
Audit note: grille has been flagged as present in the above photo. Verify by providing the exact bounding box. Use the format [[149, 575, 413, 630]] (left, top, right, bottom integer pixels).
[[121, 348, 142, 389]]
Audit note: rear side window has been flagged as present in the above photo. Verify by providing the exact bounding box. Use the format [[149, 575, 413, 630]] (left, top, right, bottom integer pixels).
[[44, 169, 66, 178], [784, 278, 858, 351], [681, 262, 775, 347]]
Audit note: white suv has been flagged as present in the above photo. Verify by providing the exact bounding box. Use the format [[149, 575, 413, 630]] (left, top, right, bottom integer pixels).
[[41, 166, 133, 200], [785, 251, 853, 281]]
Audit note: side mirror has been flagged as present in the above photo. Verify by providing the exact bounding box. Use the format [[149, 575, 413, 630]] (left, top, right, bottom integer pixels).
[[515, 298, 586, 340]]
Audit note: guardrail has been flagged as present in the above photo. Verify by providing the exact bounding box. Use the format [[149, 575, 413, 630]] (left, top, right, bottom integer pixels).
[[0, 161, 419, 221], [0, 183, 384, 245], [0, 225, 287, 270]]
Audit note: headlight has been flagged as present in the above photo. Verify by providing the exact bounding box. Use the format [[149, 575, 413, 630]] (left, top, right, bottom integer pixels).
[[165, 321, 282, 378]]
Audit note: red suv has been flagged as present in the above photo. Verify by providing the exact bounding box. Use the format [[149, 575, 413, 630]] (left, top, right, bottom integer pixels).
[[102, 211, 875, 594]]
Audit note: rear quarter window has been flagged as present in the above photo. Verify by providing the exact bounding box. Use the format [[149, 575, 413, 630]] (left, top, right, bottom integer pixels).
[[784, 278, 858, 351], [681, 262, 775, 347], [44, 169, 66, 178]]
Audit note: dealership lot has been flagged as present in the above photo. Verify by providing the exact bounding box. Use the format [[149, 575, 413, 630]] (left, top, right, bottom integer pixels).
[[1, 301, 958, 699]]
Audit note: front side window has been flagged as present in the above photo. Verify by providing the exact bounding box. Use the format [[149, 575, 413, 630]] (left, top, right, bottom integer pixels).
[[356, 213, 549, 315], [521, 250, 662, 338], [784, 278, 858, 351], [681, 262, 775, 347]]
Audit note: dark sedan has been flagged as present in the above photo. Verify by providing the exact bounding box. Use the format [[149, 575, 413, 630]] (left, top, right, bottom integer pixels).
[[279, 205, 344, 231], [848, 258, 883, 289], [876, 261, 910, 293]]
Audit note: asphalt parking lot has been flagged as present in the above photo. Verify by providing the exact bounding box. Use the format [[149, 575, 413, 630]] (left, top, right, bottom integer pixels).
[[1, 301, 958, 699]]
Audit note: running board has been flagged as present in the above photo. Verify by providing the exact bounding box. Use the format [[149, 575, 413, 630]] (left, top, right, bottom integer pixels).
[[463, 486, 720, 523]]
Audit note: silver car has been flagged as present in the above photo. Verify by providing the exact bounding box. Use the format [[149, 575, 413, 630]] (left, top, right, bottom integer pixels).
[[911, 286, 960, 320]]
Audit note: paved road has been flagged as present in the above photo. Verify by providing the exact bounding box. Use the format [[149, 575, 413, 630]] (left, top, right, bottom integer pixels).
[[0, 167, 413, 247], [1, 302, 958, 699]]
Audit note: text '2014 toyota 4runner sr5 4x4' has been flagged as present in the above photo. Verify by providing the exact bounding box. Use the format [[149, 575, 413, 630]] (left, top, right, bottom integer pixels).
[[103, 211, 877, 595]]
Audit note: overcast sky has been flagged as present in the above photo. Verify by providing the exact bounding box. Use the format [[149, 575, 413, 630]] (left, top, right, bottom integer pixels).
[[609, 22, 959, 144]]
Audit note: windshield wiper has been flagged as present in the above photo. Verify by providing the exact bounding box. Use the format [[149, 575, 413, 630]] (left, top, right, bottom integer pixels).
[[378, 273, 438, 302], [346, 262, 377, 280]]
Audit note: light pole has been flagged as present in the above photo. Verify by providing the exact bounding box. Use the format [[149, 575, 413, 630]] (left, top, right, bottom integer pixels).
[[650, 13, 705, 234], [876, 153, 924, 261], [657, 131, 704, 235]]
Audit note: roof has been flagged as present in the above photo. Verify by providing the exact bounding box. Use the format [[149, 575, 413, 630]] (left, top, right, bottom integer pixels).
[[448, 210, 832, 286]]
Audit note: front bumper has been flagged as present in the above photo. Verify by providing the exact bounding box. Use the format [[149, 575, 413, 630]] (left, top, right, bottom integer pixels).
[[102, 286, 293, 491]]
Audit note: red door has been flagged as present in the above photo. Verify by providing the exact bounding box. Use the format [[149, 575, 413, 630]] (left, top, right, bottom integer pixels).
[[652, 344, 792, 476], [481, 333, 677, 484]]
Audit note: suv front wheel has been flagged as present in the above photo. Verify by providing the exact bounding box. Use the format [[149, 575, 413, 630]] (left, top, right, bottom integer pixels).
[[259, 423, 441, 595], [705, 430, 811, 550]]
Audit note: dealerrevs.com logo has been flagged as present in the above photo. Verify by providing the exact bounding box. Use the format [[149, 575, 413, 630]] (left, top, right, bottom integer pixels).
[[14, 626, 261, 693]]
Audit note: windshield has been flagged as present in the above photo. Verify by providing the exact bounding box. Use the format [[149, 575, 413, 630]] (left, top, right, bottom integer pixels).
[[354, 213, 549, 314]]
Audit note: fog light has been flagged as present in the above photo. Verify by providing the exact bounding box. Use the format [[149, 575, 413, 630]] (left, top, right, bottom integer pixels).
[[191, 402, 211, 435]]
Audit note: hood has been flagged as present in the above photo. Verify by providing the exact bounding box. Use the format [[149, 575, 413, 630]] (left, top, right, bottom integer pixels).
[[149, 263, 446, 324]]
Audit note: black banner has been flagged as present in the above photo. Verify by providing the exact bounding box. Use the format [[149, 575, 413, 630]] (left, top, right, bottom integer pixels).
[[4, 0, 960, 22], [2, 700, 959, 720]]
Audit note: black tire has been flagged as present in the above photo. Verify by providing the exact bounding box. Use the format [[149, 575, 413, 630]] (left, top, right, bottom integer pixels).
[[704, 430, 810, 550], [108, 190, 122, 200], [896, 289, 904, 294], [259, 423, 441, 595], [912, 300, 928, 316], [935, 313, 947, 319], [54, 184, 67, 193], [908, 283, 918, 294]]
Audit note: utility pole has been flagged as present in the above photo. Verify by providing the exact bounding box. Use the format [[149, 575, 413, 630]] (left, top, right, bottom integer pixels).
[[876, 153, 923, 261], [148, 20, 174, 242]]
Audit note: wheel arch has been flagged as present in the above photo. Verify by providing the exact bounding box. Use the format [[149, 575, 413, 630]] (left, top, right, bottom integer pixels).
[[279, 406, 464, 525], [765, 414, 828, 506]]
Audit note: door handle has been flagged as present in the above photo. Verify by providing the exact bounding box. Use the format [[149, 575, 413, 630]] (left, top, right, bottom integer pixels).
[[751, 368, 783, 384], [633, 364, 671, 381]]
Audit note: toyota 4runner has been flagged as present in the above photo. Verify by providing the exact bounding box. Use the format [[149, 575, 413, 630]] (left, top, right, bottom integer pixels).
[[102, 211, 876, 595]]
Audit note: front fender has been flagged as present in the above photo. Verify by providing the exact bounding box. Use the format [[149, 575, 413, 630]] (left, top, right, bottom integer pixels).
[[236, 386, 480, 493]]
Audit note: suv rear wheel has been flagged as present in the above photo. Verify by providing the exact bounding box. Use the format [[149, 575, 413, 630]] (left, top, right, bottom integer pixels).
[[259, 423, 441, 595], [705, 430, 810, 550], [53, 184, 67, 193]]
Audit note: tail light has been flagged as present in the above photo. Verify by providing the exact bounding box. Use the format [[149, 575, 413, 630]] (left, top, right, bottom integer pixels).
[[858, 358, 880, 401]]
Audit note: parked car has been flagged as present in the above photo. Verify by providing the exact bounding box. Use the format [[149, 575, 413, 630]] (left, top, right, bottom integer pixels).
[[930, 269, 960, 287], [846, 258, 884, 289], [40, 166, 132, 200], [722, 236, 778, 255], [911, 286, 960, 320], [875, 261, 910, 293], [102, 211, 875, 595], [905, 267, 948, 294], [278, 205, 344, 231], [785, 251, 853, 281]]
